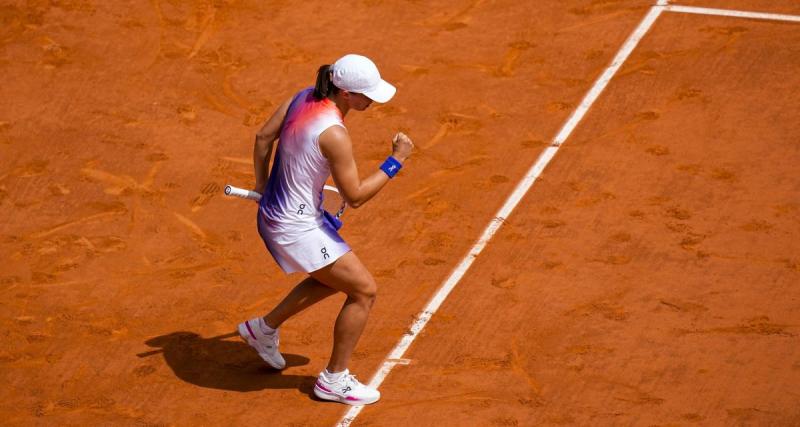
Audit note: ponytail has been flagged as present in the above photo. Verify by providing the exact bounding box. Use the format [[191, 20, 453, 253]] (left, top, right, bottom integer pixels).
[[313, 64, 339, 100]]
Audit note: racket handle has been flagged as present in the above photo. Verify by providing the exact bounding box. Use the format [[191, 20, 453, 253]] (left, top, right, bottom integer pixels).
[[224, 185, 262, 202], [323, 210, 343, 230]]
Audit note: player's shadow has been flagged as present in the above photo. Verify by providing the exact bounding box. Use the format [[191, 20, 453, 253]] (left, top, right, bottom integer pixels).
[[138, 331, 315, 393]]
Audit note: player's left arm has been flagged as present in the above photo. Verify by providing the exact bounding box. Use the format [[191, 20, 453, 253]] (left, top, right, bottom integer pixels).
[[253, 97, 293, 195]]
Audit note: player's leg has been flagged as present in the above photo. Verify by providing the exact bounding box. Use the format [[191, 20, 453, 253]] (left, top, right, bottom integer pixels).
[[309, 251, 376, 372], [263, 276, 338, 328], [239, 277, 337, 370], [309, 251, 381, 405]]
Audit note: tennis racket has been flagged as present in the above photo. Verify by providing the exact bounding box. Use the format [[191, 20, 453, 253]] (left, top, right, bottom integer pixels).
[[223, 184, 347, 230], [224, 185, 261, 201]]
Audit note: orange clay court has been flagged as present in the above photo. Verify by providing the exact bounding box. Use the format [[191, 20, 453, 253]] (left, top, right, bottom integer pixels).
[[1, 0, 799, 426]]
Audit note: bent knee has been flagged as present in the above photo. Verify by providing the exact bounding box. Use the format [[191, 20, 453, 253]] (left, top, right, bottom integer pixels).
[[351, 279, 377, 305]]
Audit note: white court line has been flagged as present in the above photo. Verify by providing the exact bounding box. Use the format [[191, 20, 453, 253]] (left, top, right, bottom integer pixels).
[[336, 4, 667, 427], [666, 4, 800, 22]]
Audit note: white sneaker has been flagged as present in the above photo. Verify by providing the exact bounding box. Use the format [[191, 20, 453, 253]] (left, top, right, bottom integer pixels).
[[313, 370, 380, 405], [237, 318, 286, 370]]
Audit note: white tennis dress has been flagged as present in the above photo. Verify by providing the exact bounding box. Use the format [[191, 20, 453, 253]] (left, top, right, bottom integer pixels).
[[258, 87, 351, 273]]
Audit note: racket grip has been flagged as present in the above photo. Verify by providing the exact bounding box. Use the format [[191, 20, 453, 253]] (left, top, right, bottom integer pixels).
[[224, 185, 262, 202], [323, 210, 343, 230]]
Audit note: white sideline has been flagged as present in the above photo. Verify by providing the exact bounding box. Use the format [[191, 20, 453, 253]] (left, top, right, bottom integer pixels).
[[335, 4, 666, 427], [666, 5, 800, 22]]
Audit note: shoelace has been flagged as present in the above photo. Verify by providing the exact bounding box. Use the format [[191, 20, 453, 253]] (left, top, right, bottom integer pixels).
[[263, 332, 278, 345], [343, 374, 364, 389], [332, 373, 360, 388]]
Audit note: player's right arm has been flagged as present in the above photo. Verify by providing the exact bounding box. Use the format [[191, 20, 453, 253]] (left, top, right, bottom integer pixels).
[[253, 97, 294, 195], [320, 126, 413, 208]]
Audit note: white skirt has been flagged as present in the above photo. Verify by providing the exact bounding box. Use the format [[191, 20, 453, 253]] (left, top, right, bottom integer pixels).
[[257, 212, 350, 274]]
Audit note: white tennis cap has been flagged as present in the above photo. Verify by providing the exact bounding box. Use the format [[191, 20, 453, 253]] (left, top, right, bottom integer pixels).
[[331, 54, 396, 103]]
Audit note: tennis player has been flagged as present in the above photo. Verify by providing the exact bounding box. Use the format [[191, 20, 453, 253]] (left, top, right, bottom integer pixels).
[[237, 54, 413, 405]]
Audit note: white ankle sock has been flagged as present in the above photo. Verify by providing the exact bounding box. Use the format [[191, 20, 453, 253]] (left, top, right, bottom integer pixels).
[[257, 317, 276, 335], [324, 368, 348, 382]]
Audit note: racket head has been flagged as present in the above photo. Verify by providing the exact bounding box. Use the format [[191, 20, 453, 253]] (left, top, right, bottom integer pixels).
[[321, 185, 346, 218]]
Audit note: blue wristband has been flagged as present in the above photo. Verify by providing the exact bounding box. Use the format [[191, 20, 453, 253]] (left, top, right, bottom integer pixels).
[[379, 156, 403, 178]]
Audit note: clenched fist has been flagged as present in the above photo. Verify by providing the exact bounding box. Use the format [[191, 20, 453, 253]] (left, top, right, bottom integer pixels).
[[391, 132, 414, 162]]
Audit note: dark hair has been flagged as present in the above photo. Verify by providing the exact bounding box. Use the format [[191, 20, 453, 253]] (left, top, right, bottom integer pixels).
[[313, 64, 339, 100]]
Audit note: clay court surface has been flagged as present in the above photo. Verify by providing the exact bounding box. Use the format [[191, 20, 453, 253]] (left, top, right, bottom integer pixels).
[[1, 0, 799, 425]]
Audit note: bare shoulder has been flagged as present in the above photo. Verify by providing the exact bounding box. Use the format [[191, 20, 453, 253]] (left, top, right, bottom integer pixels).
[[319, 125, 352, 159], [270, 95, 295, 123], [320, 124, 349, 142], [257, 95, 296, 139]]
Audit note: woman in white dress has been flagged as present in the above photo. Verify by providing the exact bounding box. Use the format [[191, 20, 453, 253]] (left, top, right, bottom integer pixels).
[[237, 54, 414, 405]]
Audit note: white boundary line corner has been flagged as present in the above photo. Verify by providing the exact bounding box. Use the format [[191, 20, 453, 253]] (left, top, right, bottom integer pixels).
[[665, 4, 800, 22], [335, 3, 667, 427]]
